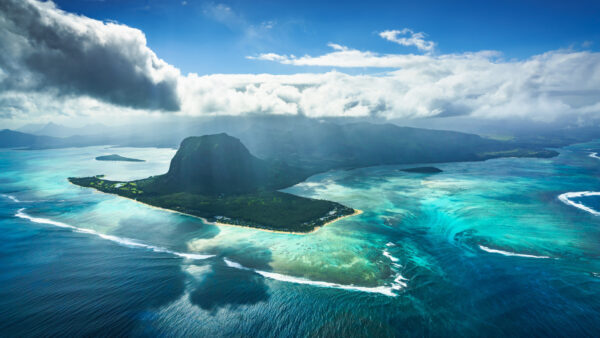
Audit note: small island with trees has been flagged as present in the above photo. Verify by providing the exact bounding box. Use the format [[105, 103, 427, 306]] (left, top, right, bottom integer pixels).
[[95, 154, 145, 162], [71, 133, 357, 233], [400, 166, 443, 173]]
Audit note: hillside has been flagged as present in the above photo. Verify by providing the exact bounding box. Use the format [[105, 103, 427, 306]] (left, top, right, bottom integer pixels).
[[4, 118, 560, 171], [151, 133, 309, 194]]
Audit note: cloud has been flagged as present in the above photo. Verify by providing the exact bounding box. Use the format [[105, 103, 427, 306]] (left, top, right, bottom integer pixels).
[[202, 3, 275, 41], [202, 3, 243, 29], [205, 49, 600, 121], [246, 43, 439, 67], [379, 29, 435, 53], [0, 0, 181, 111]]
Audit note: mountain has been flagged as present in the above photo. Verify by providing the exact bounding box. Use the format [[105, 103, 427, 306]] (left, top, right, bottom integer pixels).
[[69, 133, 354, 232], [2, 117, 559, 170], [153, 133, 308, 195], [0, 129, 113, 149], [17, 122, 109, 138], [223, 119, 557, 171], [0, 129, 57, 148]]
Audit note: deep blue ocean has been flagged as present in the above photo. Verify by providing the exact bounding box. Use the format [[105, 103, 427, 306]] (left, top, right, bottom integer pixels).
[[2, 142, 600, 336]]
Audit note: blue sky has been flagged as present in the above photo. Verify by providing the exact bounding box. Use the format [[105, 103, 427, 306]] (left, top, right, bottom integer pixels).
[[54, 0, 600, 75]]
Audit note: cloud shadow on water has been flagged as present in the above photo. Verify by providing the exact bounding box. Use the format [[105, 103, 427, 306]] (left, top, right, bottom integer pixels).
[[188, 245, 273, 313]]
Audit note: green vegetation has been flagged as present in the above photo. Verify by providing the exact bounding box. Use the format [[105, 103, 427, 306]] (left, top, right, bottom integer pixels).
[[475, 148, 558, 160], [69, 134, 355, 233], [69, 176, 354, 232], [95, 154, 145, 162]]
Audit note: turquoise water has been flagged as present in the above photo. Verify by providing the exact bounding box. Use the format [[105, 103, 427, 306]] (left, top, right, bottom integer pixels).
[[2, 142, 600, 336]]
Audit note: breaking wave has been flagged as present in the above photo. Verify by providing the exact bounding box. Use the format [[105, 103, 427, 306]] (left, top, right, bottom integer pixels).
[[15, 208, 214, 260], [1, 194, 21, 203], [224, 258, 405, 297], [558, 191, 600, 216], [479, 245, 550, 259]]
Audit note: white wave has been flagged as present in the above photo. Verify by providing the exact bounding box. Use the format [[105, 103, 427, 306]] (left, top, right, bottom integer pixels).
[[382, 247, 408, 289], [479, 245, 550, 259], [1, 194, 20, 203], [383, 249, 399, 262], [224, 258, 401, 297], [590, 152, 600, 160], [386, 242, 395, 247], [15, 208, 214, 260], [558, 191, 600, 216], [392, 274, 408, 289]]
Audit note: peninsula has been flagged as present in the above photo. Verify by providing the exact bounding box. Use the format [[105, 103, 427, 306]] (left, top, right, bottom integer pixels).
[[70, 133, 356, 233]]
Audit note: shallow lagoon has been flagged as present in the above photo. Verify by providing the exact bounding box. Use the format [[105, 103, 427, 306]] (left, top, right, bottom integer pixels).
[[2, 142, 600, 336]]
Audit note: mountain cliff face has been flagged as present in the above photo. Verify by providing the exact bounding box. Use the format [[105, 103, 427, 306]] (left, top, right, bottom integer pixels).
[[156, 133, 307, 194]]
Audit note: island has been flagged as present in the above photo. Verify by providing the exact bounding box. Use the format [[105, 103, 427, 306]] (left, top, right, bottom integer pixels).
[[71, 133, 357, 233], [400, 166, 443, 173], [95, 154, 145, 162]]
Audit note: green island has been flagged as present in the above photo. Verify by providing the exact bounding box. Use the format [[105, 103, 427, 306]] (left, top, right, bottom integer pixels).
[[95, 154, 145, 162], [70, 134, 356, 233], [400, 166, 443, 173]]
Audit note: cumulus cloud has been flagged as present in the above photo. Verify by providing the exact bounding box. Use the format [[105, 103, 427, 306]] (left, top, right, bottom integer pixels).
[[210, 49, 600, 121], [379, 29, 435, 53], [0, 0, 181, 111]]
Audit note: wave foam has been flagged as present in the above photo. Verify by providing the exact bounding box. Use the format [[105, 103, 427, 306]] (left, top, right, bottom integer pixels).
[[15, 208, 214, 260], [383, 249, 399, 262], [382, 248, 407, 289], [590, 152, 600, 160], [558, 191, 600, 216], [224, 258, 401, 297], [479, 245, 550, 259], [2, 194, 20, 203]]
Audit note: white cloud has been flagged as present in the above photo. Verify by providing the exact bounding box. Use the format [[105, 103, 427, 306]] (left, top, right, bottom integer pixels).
[[194, 49, 600, 121], [203, 3, 242, 29], [247, 43, 437, 67], [379, 29, 435, 53]]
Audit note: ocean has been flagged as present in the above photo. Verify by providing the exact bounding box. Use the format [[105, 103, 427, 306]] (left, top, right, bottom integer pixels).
[[1, 142, 600, 336]]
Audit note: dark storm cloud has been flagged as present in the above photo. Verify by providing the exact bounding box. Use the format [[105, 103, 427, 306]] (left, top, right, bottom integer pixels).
[[0, 0, 181, 111]]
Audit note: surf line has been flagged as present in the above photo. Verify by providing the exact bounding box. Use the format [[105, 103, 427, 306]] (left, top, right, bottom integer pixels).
[[479, 245, 550, 259], [1, 194, 21, 203], [383, 244, 408, 289], [223, 258, 402, 297], [14, 208, 214, 260], [558, 191, 600, 216]]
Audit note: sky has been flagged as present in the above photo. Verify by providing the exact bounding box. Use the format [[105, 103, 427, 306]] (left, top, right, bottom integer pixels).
[[1, 0, 600, 128], [53, 0, 600, 75]]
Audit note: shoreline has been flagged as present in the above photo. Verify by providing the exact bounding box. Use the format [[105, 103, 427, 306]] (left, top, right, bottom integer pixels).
[[214, 208, 363, 235], [70, 181, 363, 235]]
